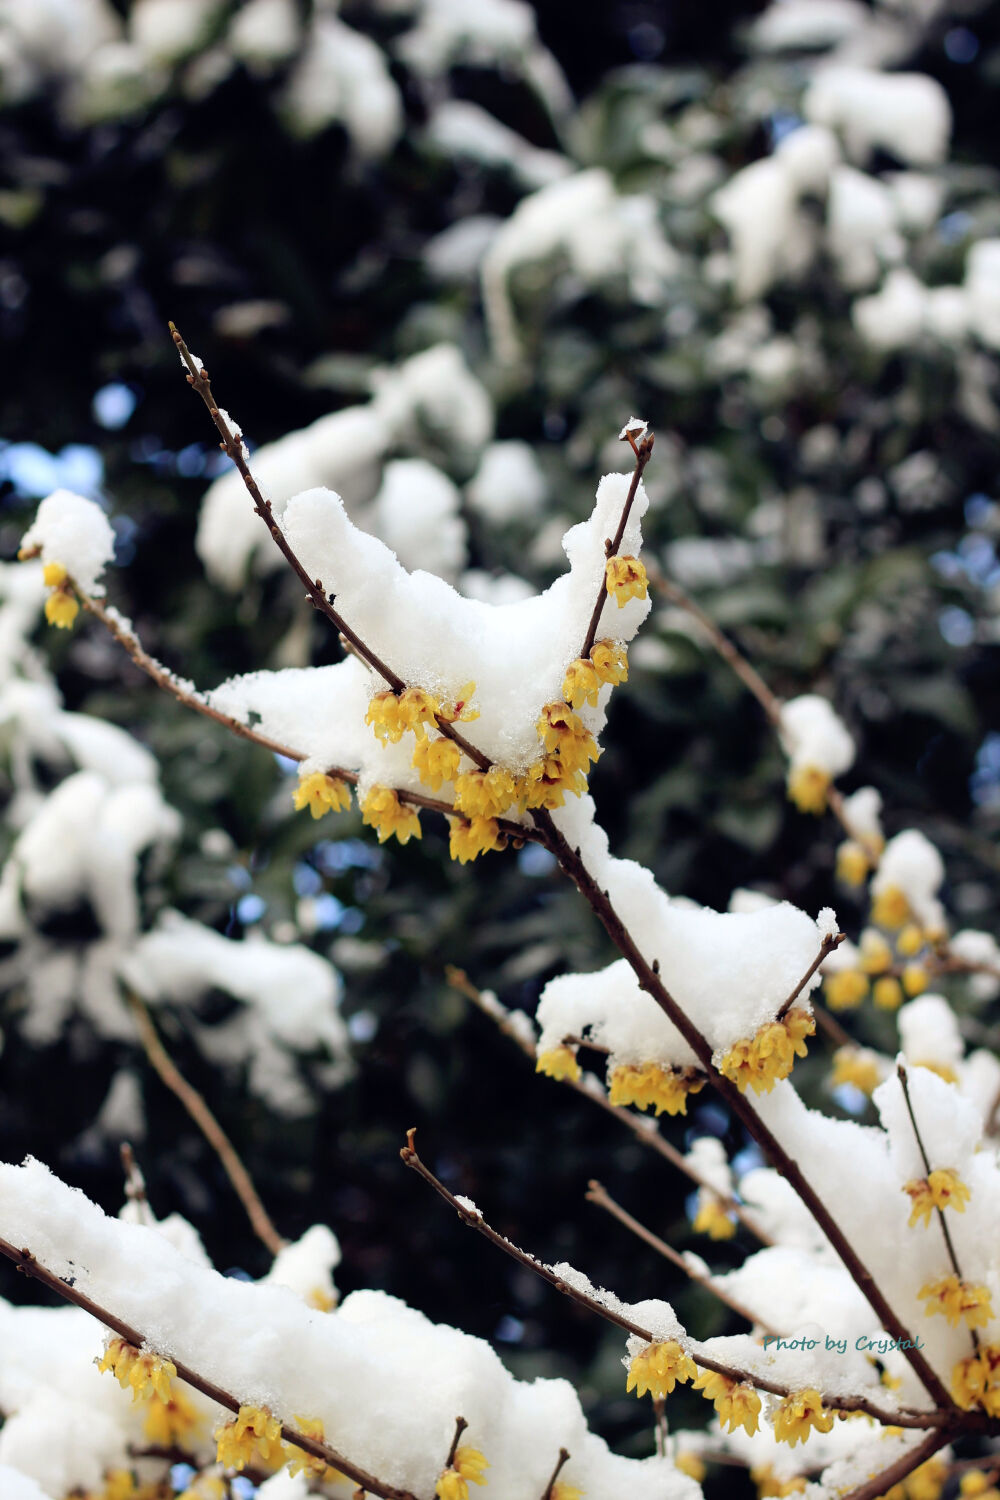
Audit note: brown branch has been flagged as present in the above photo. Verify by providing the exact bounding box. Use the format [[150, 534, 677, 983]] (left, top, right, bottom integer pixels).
[[445, 967, 771, 1244], [529, 807, 956, 1413], [119, 1143, 153, 1227], [813, 1004, 855, 1051], [585, 1180, 774, 1333], [0, 1236, 416, 1500], [125, 989, 287, 1258], [835, 1427, 955, 1500], [776, 932, 844, 1020], [897, 1064, 979, 1352], [541, 1448, 570, 1500], [579, 428, 654, 661], [399, 1131, 939, 1429], [446, 1416, 468, 1467]]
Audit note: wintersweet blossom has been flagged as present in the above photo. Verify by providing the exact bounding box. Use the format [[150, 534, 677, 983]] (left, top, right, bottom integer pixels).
[[692, 1190, 736, 1240], [536, 703, 600, 774], [871, 884, 911, 930], [859, 929, 893, 974], [519, 756, 588, 809], [961, 1474, 1000, 1500], [873, 976, 904, 1010], [365, 687, 440, 744], [449, 816, 503, 863], [836, 839, 871, 886], [902, 962, 930, 997], [692, 1370, 761, 1435], [625, 1340, 697, 1399], [535, 1044, 581, 1082], [609, 1060, 705, 1116], [897, 923, 926, 957], [831, 1046, 882, 1095], [437, 681, 480, 724], [97, 1337, 176, 1403], [454, 766, 518, 818], [293, 771, 352, 819], [42, 560, 79, 628], [904, 1168, 971, 1227], [361, 786, 422, 844], [590, 638, 628, 686], [215, 1404, 285, 1469], [435, 1445, 489, 1500], [412, 735, 463, 790], [771, 1389, 835, 1446], [918, 1275, 993, 1328], [824, 968, 868, 1010], [287, 1415, 345, 1481], [786, 764, 832, 815], [953, 1344, 1000, 1414], [605, 554, 648, 607], [551, 1481, 584, 1500], [718, 1008, 814, 1094], [562, 656, 602, 709], [142, 1385, 200, 1444]]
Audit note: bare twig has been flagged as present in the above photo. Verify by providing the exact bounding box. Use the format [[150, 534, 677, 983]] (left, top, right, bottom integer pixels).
[[585, 1180, 774, 1333], [0, 1236, 416, 1500], [445, 967, 772, 1243], [579, 428, 654, 661], [776, 932, 844, 1021], [125, 990, 287, 1258], [399, 1130, 941, 1429], [541, 1448, 570, 1500], [446, 1416, 468, 1467]]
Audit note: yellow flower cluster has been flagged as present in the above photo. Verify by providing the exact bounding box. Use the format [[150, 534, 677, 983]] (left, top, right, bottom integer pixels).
[[436, 1445, 489, 1500], [537, 703, 600, 776], [562, 640, 629, 709], [42, 560, 80, 629], [89, 1474, 172, 1500], [608, 1061, 705, 1117], [605, 555, 648, 608], [625, 1340, 697, 1399], [449, 816, 503, 863], [960, 1471, 1000, 1500], [878, 1457, 949, 1500], [97, 1338, 175, 1404], [365, 686, 442, 744], [692, 1191, 736, 1240], [871, 884, 911, 930], [771, 1388, 834, 1447], [455, 766, 518, 818], [412, 735, 463, 790], [903, 1168, 970, 1228], [215, 1404, 285, 1470], [918, 1274, 993, 1329], [822, 913, 933, 1015], [293, 770, 352, 819], [692, 1369, 761, 1435], [953, 1343, 1000, 1415], [286, 1414, 346, 1482], [831, 1046, 882, 1096], [143, 1385, 200, 1445], [535, 1044, 581, 1083], [361, 785, 422, 844], [835, 837, 883, 887], [718, 1009, 814, 1094]]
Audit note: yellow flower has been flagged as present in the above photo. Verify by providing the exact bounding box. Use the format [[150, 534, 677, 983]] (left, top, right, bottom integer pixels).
[[519, 756, 588, 810], [97, 1338, 176, 1403], [787, 764, 831, 815], [306, 1286, 337, 1312], [397, 687, 442, 737], [751, 1465, 807, 1497], [831, 1047, 882, 1096], [361, 786, 422, 845], [563, 657, 602, 710], [609, 1061, 705, 1117], [914, 1060, 958, 1084], [215, 1404, 285, 1470], [292, 771, 352, 819], [675, 1452, 707, 1483], [871, 885, 910, 930], [449, 816, 503, 863], [823, 969, 868, 1011], [590, 639, 628, 686], [718, 1009, 814, 1094], [536, 1044, 581, 1083], [41, 562, 79, 628], [836, 840, 870, 886], [897, 924, 925, 958], [953, 1350, 989, 1410], [904, 1168, 971, 1228], [177, 1478, 226, 1500], [605, 555, 648, 607], [143, 1385, 200, 1445], [692, 1192, 736, 1240], [771, 1389, 834, 1446], [907, 1459, 949, 1500], [859, 929, 893, 975], [961, 1471, 1000, 1500], [902, 963, 929, 997], [626, 1340, 697, 1399], [412, 736, 462, 791], [287, 1415, 345, 1482], [365, 690, 409, 745], [873, 976, 904, 1011], [918, 1274, 993, 1329], [552, 1482, 583, 1500], [437, 681, 480, 724], [536, 703, 600, 775], [693, 1369, 761, 1436], [436, 1445, 489, 1500], [454, 766, 518, 819]]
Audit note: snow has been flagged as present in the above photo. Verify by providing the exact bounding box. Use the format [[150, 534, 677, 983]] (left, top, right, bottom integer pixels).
[[227, 0, 299, 71], [425, 100, 569, 188], [466, 441, 548, 524], [965, 239, 1000, 351], [805, 68, 952, 166], [370, 459, 467, 580], [748, 0, 871, 52], [263, 1225, 342, 1310], [870, 829, 945, 933], [779, 695, 855, 777], [21, 490, 116, 594], [130, 0, 219, 64], [0, 1159, 699, 1500], [0, 1467, 53, 1500], [282, 13, 402, 155], [826, 165, 901, 289], [853, 268, 927, 350]]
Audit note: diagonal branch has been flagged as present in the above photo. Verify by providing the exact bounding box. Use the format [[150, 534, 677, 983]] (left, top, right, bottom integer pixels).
[[0, 1235, 416, 1500], [777, 931, 844, 1020], [835, 1427, 955, 1500], [579, 427, 654, 661], [399, 1131, 940, 1429]]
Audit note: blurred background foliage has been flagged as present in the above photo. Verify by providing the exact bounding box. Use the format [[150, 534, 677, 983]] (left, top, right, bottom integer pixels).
[[2, 0, 1000, 1479]]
